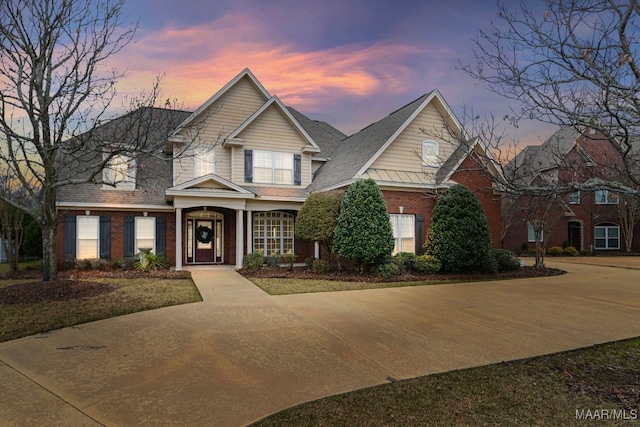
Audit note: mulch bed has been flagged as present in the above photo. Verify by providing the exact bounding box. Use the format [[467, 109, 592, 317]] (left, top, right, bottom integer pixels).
[[241, 265, 565, 282], [0, 269, 192, 305]]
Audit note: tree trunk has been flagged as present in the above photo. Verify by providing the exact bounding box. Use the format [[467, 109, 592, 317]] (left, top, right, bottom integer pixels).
[[41, 221, 58, 282]]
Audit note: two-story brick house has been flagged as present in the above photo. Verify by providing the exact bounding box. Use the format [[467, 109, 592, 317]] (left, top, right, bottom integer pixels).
[[57, 68, 503, 269], [502, 127, 640, 254]]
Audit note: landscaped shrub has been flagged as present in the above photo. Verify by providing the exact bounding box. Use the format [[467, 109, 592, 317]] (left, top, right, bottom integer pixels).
[[295, 192, 342, 255], [243, 252, 265, 272], [491, 248, 520, 271], [580, 249, 592, 256], [562, 246, 579, 256], [424, 184, 492, 273], [547, 246, 563, 256], [333, 179, 395, 272], [413, 255, 441, 274], [280, 251, 296, 271], [135, 250, 167, 272], [393, 252, 416, 273], [311, 259, 331, 273], [376, 261, 402, 278], [264, 254, 282, 267]]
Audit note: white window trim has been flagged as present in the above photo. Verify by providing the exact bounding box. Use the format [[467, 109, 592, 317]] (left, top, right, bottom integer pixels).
[[135, 216, 156, 254], [569, 191, 580, 205], [102, 153, 136, 191], [390, 214, 415, 255], [594, 224, 620, 250], [595, 189, 618, 205], [422, 140, 439, 167], [76, 216, 99, 260], [253, 150, 294, 185], [252, 211, 294, 256], [194, 149, 215, 178]]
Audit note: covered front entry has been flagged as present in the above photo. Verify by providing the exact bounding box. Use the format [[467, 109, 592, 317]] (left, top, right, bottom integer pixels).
[[186, 210, 224, 264]]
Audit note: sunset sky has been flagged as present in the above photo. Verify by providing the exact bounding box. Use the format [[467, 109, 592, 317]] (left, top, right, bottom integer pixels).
[[114, 0, 553, 146]]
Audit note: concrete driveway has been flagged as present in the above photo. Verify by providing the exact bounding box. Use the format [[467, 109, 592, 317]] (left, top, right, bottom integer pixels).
[[1, 258, 640, 426]]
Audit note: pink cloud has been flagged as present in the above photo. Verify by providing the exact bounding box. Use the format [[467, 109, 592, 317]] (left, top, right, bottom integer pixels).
[[110, 11, 427, 113]]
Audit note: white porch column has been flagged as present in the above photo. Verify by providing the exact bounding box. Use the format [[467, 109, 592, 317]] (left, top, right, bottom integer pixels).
[[246, 210, 252, 254], [236, 208, 244, 268], [314, 241, 320, 259], [175, 208, 183, 271]]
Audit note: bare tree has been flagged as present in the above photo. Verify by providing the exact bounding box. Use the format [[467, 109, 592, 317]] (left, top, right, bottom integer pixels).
[[462, 0, 640, 193], [0, 0, 184, 281], [0, 184, 25, 272], [617, 193, 640, 252]]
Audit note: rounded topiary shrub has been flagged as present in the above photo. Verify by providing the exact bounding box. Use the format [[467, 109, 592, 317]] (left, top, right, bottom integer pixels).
[[547, 246, 563, 256], [491, 248, 520, 271], [562, 246, 579, 256], [243, 252, 264, 272], [393, 252, 417, 273], [424, 184, 492, 273], [413, 254, 441, 274], [376, 261, 402, 278]]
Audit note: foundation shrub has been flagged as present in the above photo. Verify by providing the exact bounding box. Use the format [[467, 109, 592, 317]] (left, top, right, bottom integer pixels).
[[393, 252, 416, 273], [243, 252, 265, 272], [491, 248, 520, 271], [376, 261, 402, 278], [311, 259, 331, 273], [413, 255, 441, 274], [547, 246, 563, 256], [562, 246, 579, 256]]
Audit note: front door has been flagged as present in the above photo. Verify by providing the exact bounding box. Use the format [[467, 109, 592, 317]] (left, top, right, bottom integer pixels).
[[568, 221, 582, 251], [188, 214, 224, 264]]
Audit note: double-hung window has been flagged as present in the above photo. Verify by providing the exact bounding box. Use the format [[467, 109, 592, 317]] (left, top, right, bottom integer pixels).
[[77, 216, 99, 260], [135, 217, 156, 253], [254, 151, 293, 184], [527, 223, 544, 243], [390, 214, 415, 254], [595, 190, 618, 204], [568, 191, 580, 204]]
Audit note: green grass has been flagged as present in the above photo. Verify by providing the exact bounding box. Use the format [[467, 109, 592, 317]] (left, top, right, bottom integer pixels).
[[252, 338, 640, 426], [0, 276, 202, 342], [0, 259, 41, 274], [249, 277, 467, 295]]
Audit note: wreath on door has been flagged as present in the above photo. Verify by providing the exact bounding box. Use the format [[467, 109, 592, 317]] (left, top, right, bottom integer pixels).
[[196, 225, 213, 244]]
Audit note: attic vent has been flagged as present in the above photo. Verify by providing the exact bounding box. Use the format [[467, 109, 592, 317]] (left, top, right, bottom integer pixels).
[[589, 128, 596, 135]]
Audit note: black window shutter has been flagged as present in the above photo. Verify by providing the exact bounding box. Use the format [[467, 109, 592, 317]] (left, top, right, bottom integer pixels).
[[63, 215, 76, 259], [293, 154, 301, 185], [244, 149, 253, 183], [99, 216, 111, 260], [415, 214, 425, 255], [155, 216, 166, 256], [124, 216, 135, 257]]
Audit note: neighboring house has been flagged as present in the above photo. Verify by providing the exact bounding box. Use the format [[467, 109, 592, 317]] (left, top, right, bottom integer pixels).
[[502, 127, 640, 253], [56, 68, 503, 269]]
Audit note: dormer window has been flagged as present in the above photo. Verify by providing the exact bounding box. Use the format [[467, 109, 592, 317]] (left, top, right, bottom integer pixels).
[[103, 153, 136, 190], [422, 140, 439, 166]]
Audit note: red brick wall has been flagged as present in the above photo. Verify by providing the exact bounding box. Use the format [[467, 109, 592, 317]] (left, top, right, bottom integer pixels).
[[56, 209, 176, 266]]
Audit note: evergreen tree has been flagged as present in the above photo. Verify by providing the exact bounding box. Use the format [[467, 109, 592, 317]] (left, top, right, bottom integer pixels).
[[425, 184, 492, 272], [295, 192, 342, 256], [334, 179, 394, 271]]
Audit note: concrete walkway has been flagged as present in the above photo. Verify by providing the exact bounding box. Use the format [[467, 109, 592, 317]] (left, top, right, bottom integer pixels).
[[1, 259, 640, 426]]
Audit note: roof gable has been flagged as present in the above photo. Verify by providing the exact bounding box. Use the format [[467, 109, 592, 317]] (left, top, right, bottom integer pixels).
[[166, 173, 254, 199], [309, 90, 469, 192], [225, 96, 320, 151], [169, 68, 271, 142]]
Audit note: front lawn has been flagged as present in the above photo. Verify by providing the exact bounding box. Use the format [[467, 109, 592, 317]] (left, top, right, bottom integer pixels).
[[252, 337, 640, 426], [0, 268, 202, 342]]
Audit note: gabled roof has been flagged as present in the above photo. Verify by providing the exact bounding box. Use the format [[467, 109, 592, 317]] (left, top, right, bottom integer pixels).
[[507, 127, 583, 184], [168, 68, 271, 143], [287, 107, 347, 159], [224, 96, 320, 151], [308, 89, 467, 192]]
